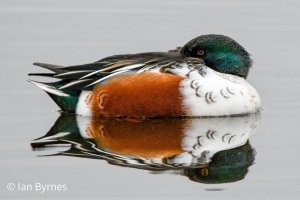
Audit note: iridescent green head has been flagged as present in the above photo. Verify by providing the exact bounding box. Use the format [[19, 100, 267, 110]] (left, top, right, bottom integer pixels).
[[181, 34, 252, 78]]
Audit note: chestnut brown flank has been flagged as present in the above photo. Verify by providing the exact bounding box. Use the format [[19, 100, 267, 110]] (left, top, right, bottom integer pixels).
[[87, 72, 186, 117]]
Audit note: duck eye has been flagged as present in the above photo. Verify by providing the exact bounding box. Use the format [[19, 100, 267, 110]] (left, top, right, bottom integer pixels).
[[197, 50, 205, 56]]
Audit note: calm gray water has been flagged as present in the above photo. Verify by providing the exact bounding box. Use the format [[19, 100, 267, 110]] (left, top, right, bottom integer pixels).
[[1, 0, 300, 199]]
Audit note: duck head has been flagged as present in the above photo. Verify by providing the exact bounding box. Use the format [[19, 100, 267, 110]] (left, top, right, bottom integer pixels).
[[180, 34, 252, 78]]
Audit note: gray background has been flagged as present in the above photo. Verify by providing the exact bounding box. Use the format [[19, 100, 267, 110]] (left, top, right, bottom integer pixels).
[[1, 0, 299, 199]]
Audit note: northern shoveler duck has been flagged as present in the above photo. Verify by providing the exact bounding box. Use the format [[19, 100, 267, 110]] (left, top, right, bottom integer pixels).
[[29, 34, 261, 117]]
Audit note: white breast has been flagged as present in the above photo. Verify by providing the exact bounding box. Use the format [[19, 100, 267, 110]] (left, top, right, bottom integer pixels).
[[174, 64, 261, 116]]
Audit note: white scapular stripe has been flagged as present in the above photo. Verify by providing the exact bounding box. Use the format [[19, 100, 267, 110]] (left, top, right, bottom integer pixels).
[[36, 132, 70, 141], [28, 80, 69, 97], [59, 79, 92, 89], [79, 64, 144, 80], [86, 70, 130, 87], [112, 64, 144, 72]]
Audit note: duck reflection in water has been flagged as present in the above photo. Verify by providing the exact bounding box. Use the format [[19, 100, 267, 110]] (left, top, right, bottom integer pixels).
[[31, 113, 260, 184]]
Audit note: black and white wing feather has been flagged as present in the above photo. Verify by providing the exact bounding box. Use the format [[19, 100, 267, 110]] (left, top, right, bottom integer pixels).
[[29, 52, 190, 90]]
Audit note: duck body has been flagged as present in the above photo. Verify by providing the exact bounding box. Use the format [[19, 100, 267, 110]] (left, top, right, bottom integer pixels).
[[29, 35, 261, 117]]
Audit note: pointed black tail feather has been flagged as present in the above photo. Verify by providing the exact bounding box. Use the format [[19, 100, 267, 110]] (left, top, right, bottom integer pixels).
[[28, 73, 56, 78], [28, 80, 80, 112], [30, 62, 112, 90], [33, 62, 66, 73], [60, 62, 107, 71]]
